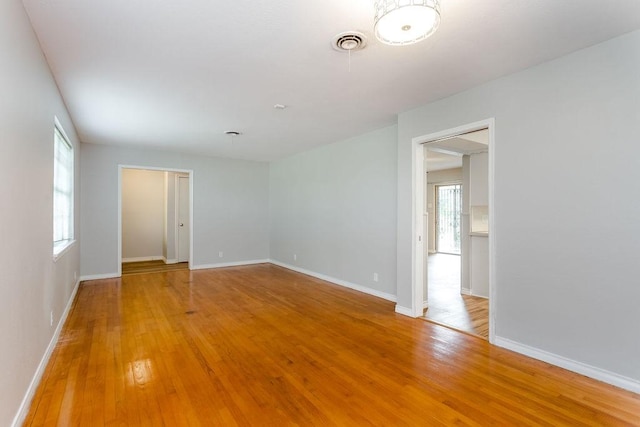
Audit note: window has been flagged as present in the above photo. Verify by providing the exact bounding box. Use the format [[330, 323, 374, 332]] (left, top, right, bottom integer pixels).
[[436, 184, 461, 255], [53, 119, 74, 257]]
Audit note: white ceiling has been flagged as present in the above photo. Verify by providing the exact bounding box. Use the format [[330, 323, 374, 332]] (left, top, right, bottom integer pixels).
[[425, 151, 462, 172], [425, 129, 488, 171], [22, 0, 640, 162]]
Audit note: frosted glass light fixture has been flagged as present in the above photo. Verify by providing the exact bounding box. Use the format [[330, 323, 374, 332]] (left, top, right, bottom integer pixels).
[[374, 0, 441, 46]]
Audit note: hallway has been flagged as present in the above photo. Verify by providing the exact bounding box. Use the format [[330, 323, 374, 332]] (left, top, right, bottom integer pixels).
[[423, 253, 489, 338]]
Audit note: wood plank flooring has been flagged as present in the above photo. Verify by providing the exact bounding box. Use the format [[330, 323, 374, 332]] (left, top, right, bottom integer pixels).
[[424, 253, 489, 338], [24, 264, 640, 426], [122, 260, 189, 275], [425, 294, 489, 338]]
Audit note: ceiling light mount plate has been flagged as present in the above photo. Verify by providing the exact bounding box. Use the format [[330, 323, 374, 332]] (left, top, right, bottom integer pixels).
[[374, 0, 441, 46], [332, 31, 368, 52]]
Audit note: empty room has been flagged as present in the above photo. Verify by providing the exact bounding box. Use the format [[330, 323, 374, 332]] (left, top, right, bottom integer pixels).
[[3, 0, 640, 425]]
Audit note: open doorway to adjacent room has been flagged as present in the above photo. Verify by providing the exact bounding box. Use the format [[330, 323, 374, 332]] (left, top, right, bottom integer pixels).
[[118, 166, 193, 276], [422, 128, 490, 339]]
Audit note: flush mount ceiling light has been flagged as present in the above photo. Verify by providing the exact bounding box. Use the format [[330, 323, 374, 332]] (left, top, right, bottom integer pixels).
[[374, 0, 441, 46]]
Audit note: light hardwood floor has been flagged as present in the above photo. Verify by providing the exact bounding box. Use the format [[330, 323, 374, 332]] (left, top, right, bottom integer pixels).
[[424, 253, 489, 338], [25, 264, 640, 426], [122, 260, 189, 275]]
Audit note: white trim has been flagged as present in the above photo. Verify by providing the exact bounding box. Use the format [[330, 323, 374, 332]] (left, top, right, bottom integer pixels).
[[53, 117, 75, 252], [395, 305, 414, 317], [52, 239, 76, 262], [175, 173, 181, 262], [412, 118, 496, 341], [270, 260, 397, 303], [414, 142, 425, 318], [11, 278, 81, 427], [118, 164, 196, 174], [468, 292, 489, 299], [460, 287, 472, 295], [53, 116, 71, 144], [427, 178, 463, 186], [189, 174, 194, 269], [494, 336, 640, 394], [118, 165, 195, 277], [163, 258, 179, 265], [80, 273, 120, 281], [122, 256, 164, 263], [423, 301, 429, 309], [487, 121, 496, 343], [117, 167, 122, 276], [191, 259, 270, 271], [175, 173, 191, 263]]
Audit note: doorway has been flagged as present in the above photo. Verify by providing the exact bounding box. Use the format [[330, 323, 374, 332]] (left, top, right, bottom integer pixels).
[[412, 119, 495, 342], [117, 166, 193, 276], [435, 184, 461, 255]]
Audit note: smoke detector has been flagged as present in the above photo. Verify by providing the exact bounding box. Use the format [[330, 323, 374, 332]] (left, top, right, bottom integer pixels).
[[332, 31, 368, 52]]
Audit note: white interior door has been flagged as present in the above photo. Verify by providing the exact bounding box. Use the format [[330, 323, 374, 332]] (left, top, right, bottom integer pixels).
[[177, 175, 190, 263]]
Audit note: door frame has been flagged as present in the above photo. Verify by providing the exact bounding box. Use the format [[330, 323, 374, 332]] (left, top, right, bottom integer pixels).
[[117, 165, 194, 276], [411, 118, 496, 342]]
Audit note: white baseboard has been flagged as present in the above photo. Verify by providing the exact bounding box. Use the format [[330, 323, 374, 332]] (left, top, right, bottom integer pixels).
[[163, 258, 179, 265], [459, 288, 489, 299], [395, 305, 414, 317], [470, 292, 489, 299], [494, 336, 640, 394], [191, 259, 270, 271], [270, 260, 397, 303], [80, 272, 120, 282], [122, 256, 163, 263], [12, 278, 81, 427]]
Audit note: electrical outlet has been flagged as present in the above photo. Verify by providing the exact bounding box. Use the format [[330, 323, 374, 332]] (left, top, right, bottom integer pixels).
[[293, 254, 297, 261], [218, 251, 223, 258], [373, 273, 379, 282], [50, 311, 53, 327]]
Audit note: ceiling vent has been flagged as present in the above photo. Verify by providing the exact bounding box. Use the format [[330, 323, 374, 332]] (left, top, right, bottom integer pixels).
[[332, 31, 368, 52]]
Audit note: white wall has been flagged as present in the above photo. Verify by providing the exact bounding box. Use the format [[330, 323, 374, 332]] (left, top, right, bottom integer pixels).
[[269, 126, 398, 299], [468, 152, 489, 297], [81, 144, 270, 277], [397, 30, 640, 385], [122, 169, 165, 261], [0, 1, 81, 424], [469, 152, 488, 206]]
